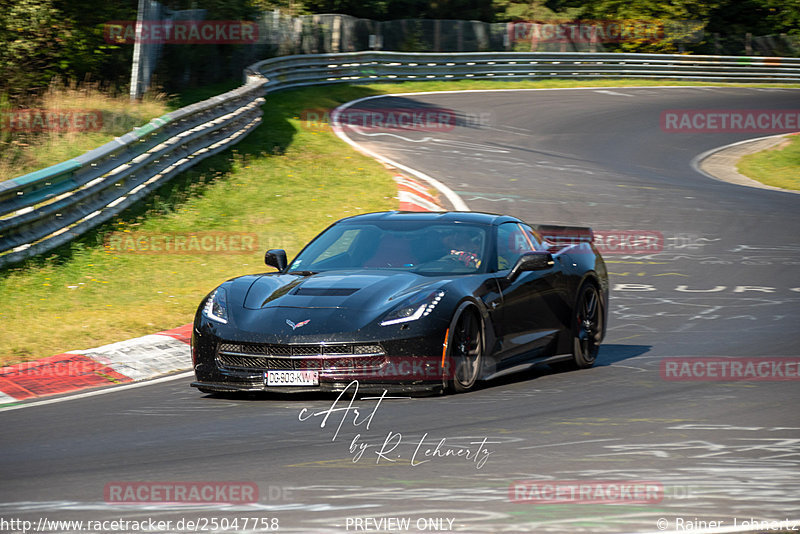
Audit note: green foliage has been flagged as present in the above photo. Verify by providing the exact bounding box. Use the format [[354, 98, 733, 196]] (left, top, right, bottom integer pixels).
[[302, 0, 495, 21], [0, 0, 797, 103], [0, 0, 69, 99], [159, 0, 261, 19], [250, 0, 311, 16], [705, 0, 800, 36], [496, 0, 581, 22], [295, 0, 388, 19], [0, 0, 135, 102]]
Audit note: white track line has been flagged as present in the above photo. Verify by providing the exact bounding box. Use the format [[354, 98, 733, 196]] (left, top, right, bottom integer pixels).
[[331, 94, 470, 212], [691, 132, 800, 194], [0, 371, 194, 412], [332, 86, 800, 208]]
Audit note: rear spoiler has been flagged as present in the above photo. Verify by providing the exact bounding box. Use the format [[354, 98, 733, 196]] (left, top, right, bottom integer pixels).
[[534, 225, 594, 246]]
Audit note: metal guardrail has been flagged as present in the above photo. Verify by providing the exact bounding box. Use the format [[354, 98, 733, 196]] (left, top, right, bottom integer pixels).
[[0, 78, 266, 268], [248, 51, 800, 90], [3, 51, 799, 268]]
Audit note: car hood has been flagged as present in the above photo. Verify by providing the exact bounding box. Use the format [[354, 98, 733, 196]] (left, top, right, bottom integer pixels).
[[213, 270, 449, 341], [238, 270, 445, 312]]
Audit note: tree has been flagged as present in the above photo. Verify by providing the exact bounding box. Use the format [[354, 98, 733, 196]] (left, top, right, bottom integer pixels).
[[0, 0, 69, 100]]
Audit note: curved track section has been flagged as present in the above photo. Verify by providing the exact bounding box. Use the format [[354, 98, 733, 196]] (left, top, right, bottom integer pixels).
[[1, 87, 798, 534]]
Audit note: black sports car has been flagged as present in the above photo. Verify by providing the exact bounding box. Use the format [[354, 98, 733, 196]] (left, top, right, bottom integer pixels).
[[191, 211, 608, 395]]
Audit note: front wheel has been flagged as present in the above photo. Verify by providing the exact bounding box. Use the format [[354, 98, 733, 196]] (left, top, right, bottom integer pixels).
[[570, 282, 602, 369], [446, 308, 484, 393]]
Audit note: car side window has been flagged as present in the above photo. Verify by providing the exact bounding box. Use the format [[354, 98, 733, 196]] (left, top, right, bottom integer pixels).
[[521, 224, 544, 251], [496, 222, 536, 270]]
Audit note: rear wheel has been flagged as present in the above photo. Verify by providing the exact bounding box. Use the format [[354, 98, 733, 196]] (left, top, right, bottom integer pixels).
[[570, 282, 602, 369], [447, 308, 483, 393]]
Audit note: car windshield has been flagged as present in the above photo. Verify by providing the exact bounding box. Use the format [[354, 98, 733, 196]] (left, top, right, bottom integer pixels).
[[288, 221, 488, 275]]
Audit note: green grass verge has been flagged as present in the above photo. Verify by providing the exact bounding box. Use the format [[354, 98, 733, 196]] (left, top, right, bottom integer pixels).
[[1, 78, 798, 366], [0, 84, 399, 364], [0, 80, 249, 181], [0, 86, 171, 181], [737, 134, 800, 191]]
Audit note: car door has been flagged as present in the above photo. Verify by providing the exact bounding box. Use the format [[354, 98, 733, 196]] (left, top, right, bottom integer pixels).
[[495, 222, 565, 367]]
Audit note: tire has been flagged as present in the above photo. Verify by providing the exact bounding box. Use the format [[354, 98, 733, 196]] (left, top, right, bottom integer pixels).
[[569, 282, 603, 369], [446, 308, 484, 393]]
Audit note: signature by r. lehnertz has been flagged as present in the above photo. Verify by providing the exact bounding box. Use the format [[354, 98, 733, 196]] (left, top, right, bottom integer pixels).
[[298, 380, 498, 469]]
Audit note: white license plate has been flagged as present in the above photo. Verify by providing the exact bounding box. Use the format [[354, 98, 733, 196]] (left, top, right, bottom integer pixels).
[[267, 370, 319, 386]]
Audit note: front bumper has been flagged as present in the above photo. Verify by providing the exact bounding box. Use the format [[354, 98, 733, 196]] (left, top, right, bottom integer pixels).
[[192, 321, 449, 394], [191, 379, 443, 395]]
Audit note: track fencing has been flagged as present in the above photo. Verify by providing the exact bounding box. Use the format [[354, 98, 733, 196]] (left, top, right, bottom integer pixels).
[[249, 50, 800, 91]]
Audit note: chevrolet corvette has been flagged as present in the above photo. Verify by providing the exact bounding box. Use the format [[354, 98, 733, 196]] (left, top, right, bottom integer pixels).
[[191, 211, 608, 395]]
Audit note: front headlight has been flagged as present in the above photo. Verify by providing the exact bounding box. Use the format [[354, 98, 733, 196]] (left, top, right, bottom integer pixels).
[[203, 288, 229, 324], [380, 290, 445, 326]]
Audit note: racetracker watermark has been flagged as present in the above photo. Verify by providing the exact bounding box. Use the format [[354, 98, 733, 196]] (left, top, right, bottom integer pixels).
[[294, 356, 460, 381], [0, 517, 280, 533], [1, 109, 102, 133], [1, 359, 99, 378], [302, 108, 480, 132], [660, 357, 800, 381], [508, 19, 701, 44], [538, 228, 664, 254], [509, 480, 664, 504], [594, 230, 663, 254], [104, 482, 258, 504], [104, 232, 259, 254], [104, 20, 258, 44], [661, 109, 800, 133]]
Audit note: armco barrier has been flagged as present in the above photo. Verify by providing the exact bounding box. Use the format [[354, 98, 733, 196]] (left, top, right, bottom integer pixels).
[[3, 51, 799, 267], [0, 78, 266, 268], [247, 51, 800, 90]]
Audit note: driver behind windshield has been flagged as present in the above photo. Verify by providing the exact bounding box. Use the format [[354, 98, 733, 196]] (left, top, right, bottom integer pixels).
[[441, 228, 482, 269]]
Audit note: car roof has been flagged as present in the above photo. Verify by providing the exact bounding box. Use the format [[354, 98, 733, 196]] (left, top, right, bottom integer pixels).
[[339, 211, 521, 226]]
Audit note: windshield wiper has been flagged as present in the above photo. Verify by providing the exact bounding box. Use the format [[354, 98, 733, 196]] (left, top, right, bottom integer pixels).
[[288, 270, 318, 276]]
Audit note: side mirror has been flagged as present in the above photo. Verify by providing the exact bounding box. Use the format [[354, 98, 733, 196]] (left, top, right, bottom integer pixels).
[[265, 249, 287, 271], [507, 251, 554, 282]]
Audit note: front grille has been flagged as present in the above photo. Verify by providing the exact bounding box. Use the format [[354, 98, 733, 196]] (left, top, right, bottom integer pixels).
[[270, 345, 292, 356], [216, 342, 385, 371], [292, 345, 319, 356], [217, 354, 292, 370]]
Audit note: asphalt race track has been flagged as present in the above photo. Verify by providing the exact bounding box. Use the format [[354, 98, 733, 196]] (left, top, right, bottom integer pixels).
[[1, 87, 799, 534]]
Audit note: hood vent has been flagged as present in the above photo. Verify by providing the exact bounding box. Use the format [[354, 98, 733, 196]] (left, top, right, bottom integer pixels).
[[291, 287, 359, 297]]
